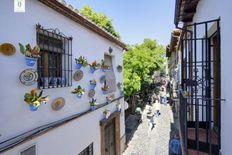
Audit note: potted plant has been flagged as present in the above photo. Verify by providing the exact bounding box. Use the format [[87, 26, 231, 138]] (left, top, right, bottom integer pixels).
[[90, 80, 97, 89], [106, 94, 115, 104], [89, 98, 97, 110], [75, 56, 88, 69], [101, 81, 109, 94], [89, 60, 100, 73], [117, 82, 123, 90], [100, 59, 109, 72], [71, 85, 85, 98], [120, 90, 124, 97], [24, 89, 49, 111], [19, 43, 40, 67], [103, 109, 111, 119]]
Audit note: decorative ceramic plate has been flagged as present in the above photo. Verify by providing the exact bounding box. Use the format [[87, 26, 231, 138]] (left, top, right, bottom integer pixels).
[[73, 70, 83, 81], [88, 89, 95, 98], [117, 65, 123, 73], [0, 43, 16, 56], [100, 75, 106, 84], [19, 69, 38, 86], [51, 97, 65, 111]]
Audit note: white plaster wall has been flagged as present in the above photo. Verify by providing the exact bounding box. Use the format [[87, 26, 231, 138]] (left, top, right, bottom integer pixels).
[[2, 100, 123, 155], [0, 0, 125, 154], [192, 0, 232, 154]]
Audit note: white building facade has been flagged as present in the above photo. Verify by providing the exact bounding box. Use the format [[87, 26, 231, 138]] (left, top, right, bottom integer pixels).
[[174, 0, 232, 155], [0, 0, 126, 155]]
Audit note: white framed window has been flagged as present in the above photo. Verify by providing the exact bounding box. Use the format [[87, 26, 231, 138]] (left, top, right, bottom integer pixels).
[[104, 54, 116, 93]]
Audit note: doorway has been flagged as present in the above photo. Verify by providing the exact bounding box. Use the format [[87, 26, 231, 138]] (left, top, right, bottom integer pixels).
[[100, 111, 121, 155], [104, 119, 116, 155]]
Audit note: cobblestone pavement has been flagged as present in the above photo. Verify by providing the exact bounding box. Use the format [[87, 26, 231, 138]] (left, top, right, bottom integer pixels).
[[123, 103, 174, 155]]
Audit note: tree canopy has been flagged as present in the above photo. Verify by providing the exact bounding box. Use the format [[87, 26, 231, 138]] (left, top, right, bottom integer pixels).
[[80, 5, 120, 38], [123, 38, 165, 97]]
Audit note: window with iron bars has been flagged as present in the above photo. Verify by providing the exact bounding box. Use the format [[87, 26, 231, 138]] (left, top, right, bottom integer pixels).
[[78, 143, 93, 155], [36, 24, 72, 89]]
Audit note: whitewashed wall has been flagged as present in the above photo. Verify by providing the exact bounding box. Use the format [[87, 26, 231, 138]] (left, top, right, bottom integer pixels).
[[192, 0, 232, 154], [0, 0, 125, 154]]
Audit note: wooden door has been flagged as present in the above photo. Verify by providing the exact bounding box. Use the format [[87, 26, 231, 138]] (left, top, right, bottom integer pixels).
[[212, 34, 220, 128], [104, 119, 115, 155]]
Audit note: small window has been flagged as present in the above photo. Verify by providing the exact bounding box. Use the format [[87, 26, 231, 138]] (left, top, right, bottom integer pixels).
[[20, 145, 36, 155], [78, 143, 93, 155], [104, 54, 116, 93], [36, 24, 72, 89]]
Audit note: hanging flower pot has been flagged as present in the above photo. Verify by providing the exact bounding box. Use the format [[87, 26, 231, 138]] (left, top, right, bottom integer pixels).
[[29, 103, 39, 111], [90, 83, 96, 89], [90, 105, 96, 111], [75, 56, 88, 69], [77, 94, 83, 99], [24, 89, 49, 112], [72, 85, 85, 99], [25, 57, 37, 67], [19, 43, 40, 67], [89, 67, 96, 73], [100, 59, 109, 72], [89, 60, 100, 74], [90, 80, 97, 89], [89, 98, 97, 111], [102, 90, 108, 94], [76, 63, 82, 69], [106, 94, 114, 104]]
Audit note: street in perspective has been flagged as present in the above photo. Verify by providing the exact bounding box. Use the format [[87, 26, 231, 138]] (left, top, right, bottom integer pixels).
[[0, 0, 231, 155]]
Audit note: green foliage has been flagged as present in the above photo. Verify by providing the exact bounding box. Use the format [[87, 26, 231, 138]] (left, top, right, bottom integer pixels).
[[80, 5, 120, 38], [123, 38, 165, 97]]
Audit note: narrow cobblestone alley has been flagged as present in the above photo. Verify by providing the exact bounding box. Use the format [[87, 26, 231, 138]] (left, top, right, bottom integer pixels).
[[123, 103, 174, 155]]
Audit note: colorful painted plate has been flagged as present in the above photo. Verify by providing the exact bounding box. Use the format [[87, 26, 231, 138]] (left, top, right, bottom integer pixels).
[[88, 89, 95, 98], [73, 70, 83, 81], [51, 97, 65, 111], [0, 43, 16, 56], [19, 69, 38, 86]]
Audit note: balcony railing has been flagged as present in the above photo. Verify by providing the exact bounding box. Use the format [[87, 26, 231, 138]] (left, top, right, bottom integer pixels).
[[179, 90, 225, 155]]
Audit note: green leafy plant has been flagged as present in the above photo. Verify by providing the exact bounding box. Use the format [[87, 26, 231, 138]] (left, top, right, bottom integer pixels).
[[117, 82, 123, 89], [71, 85, 85, 95], [75, 56, 88, 66], [19, 43, 40, 58], [123, 38, 165, 97], [100, 59, 109, 69], [24, 89, 49, 107], [89, 98, 97, 106], [80, 5, 120, 38], [89, 60, 100, 70]]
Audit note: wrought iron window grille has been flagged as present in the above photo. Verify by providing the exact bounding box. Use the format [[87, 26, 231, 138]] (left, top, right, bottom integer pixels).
[[78, 143, 93, 155], [36, 24, 72, 89]]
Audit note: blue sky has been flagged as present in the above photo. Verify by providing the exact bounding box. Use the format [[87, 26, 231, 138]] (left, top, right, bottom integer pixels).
[[65, 0, 175, 46]]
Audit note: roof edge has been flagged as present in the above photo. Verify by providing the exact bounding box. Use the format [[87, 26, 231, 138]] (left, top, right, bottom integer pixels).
[[38, 0, 127, 49]]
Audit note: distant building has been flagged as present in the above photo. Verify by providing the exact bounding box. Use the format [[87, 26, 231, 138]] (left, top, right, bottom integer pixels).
[[0, 0, 127, 155]]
